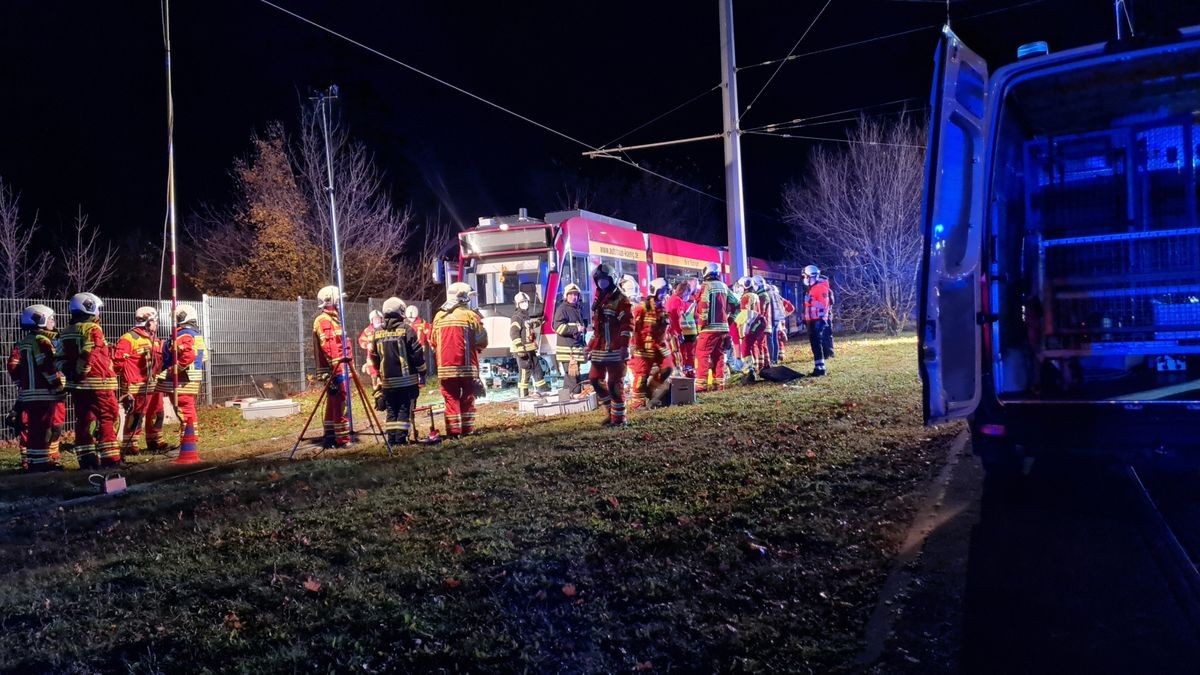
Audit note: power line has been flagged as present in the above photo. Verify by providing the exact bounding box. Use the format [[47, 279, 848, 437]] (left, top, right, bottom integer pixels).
[[743, 96, 923, 133], [255, 0, 726, 205], [739, 0, 834, 122], [745, 130, 925, 149], [600, 84, 720, 150], [738, 0, 1051, 72]]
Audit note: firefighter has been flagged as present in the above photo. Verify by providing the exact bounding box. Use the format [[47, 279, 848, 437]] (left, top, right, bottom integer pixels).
[[728, 279, 746, 369], [753, 275, 776, 368], [735, 276, 768, 380], [158, 304, 207, 449], [358, 309, 385, 387], [510, 292, 549, 398], [59, 293, 121, 468], [370, 297, 426, 445], [769, 284, 795, 361], [406, 304, 430, 349], [7, 305, 66, 471], [431, 282, 488, 437], [587, 263, 633, 426], [630, 278, 675, 410], [802, 264, 834, 376], [665, 280, 697, 378], [553, 282, 588, 396], [114, 307, 167, 457], [694, 263, 740, 391], [312, 285, 351, 447]]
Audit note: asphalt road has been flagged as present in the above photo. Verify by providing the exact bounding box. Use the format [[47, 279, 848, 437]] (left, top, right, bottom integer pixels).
[[876, 448, 1200, 673]]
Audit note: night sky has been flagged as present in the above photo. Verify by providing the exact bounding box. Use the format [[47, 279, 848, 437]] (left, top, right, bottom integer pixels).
[[4, 0, 1200, 283]]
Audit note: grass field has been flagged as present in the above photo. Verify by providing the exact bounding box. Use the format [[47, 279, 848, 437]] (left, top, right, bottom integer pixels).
[[0, 335, 961, 672]]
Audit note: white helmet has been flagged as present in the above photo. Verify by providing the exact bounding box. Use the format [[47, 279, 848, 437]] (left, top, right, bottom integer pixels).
[[317, 285, 341, 307], [135, 306, 158, 327], [405, 304, 420, 321], [649, 278, 669, 300], [382, 297, 406, 317], [20, 304, 54, 330], [447, 282, 473, 304], [803, 264, 820, 277], [175, 304, 198, 326], [737, 276, 753, 290], [514, 291, 531, 306], [700, 262, 720, 280], [752, 275, 766, 291], [69, 292, 103, 318]]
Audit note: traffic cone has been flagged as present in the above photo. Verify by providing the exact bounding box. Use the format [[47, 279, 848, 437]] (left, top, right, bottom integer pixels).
[[173, 423, 201, 465]]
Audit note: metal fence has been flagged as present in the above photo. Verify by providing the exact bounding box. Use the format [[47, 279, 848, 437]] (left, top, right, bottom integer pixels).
[[0, 294, 432, 440]]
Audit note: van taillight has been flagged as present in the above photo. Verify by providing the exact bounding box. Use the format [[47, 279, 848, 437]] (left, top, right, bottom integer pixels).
[[979, 423, 1007, 437]]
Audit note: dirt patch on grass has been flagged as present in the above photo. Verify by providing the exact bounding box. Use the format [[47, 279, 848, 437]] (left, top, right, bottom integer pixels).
[[0, 335, 961, 672]]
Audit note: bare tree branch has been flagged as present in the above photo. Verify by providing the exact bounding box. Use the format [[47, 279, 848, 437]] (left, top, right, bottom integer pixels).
[[60, 206, 118, 295], [0, 177, 51, 297], [781, 114, 925, 334]]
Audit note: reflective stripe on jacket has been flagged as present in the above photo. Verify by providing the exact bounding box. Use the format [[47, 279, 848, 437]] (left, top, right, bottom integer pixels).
[[59, 321, 118, 391], [158, 326, 206, 395], [370, 318, 426, 389], [804, 280, 833, 322], [431, 304, 487, 379]]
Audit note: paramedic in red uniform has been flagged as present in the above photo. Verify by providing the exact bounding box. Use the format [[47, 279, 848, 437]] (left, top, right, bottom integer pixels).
[[629, 278, 675, 410], [60, 292, 122, 468], [587, 263, 633, 426], [158, 304, 207, 447], [7, 305, 66, 471], [431, 282, 488, 437], [694, 263, 740, 391], [803, 264, 834, 376], [665, 280, 697, 378], [313, 285, 351, 447], [115, 306, 167, 456]]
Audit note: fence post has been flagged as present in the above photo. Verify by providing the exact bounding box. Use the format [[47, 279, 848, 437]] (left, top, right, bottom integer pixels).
[[202, 294, 214, 404], [297, 296, 306, 387]]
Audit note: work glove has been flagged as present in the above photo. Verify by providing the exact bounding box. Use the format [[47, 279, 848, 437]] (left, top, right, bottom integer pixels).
[[120, 394, 135, 416]]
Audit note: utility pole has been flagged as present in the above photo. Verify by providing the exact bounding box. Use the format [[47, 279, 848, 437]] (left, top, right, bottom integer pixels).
[[314, 85, 355, 440], [719, 0, 749, 280]]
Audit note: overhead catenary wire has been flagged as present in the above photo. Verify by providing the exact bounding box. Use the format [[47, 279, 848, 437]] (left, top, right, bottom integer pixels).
[[742, 96, 924, 134], [739, 0, 834, 122], [599, 84, 721, 151], [738, 0, 1051, 72], [744, 129, 925, 149], [255, 0, 726, 204]]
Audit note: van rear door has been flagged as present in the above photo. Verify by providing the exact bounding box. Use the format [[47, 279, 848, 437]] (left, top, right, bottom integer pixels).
[[918, 26, 988, 425]]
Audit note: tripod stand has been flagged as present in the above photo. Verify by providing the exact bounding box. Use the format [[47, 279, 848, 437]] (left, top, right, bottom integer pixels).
[[289, 362, 393, 459]]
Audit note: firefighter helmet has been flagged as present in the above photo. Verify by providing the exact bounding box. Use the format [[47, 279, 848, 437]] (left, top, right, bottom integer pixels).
[[175, 304, 198, 326], [20, 304, 54, 330], [69, 292, 103, 318], [700, 262, 720, 280], [447, 282, 473, 304], [593, 263, 617, 286], [405, 304, 420, 321], [317, 285, 341, 307], [803, 264, 820, 277], [514, 291, 531, 306], [649, 277, 669, 298], [752, 275, 766, 291], [563, 283, 582, 298], [381, 297, 405, 317], [737, 275, 753, 290], [135, 306, 158, 327]]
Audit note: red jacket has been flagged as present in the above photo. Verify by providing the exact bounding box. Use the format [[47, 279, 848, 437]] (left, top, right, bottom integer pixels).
[[312, 309, 349, 377], [410, 317, 431, 348], [114, 326, 163, 395], [431, 304, 488, 379], [158, 326, 206, 396], [7, 330, 64, 402], [804, 279, 833, 322], [358, 324, 378, 378], [632, 299, 673, 363], [696, 280, 739, 333], [59, 321, 118, 391], [587, 288, 632, 363]]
